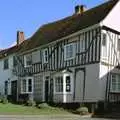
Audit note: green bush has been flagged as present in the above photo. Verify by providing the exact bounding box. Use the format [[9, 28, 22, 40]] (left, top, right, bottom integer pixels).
[[1, 98, 8, 104], [26, 100, 36, 107], [38, 103, 50, 109], [76, 106, 88, 115]]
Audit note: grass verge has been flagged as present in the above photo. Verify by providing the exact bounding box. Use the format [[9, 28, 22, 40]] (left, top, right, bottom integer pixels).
[[0, 103, 71, 115]]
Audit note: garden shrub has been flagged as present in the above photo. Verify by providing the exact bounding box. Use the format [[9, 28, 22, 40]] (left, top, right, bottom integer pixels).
[[26, 100, 36, 107], [38, 103, 50, 109], [76, 106, 89, 115], [2, 98, 8, 104]]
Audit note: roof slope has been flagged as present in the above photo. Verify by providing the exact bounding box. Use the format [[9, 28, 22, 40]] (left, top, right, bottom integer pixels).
[[0, 40, 29, 59], [0, 0, 118, 58], [20, 0, 118, 52]]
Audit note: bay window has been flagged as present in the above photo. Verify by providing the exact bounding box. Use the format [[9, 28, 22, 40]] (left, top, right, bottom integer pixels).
[[66, 76, 71, 92], [54, 75, 72, 93], [55, 76, 63, 93]]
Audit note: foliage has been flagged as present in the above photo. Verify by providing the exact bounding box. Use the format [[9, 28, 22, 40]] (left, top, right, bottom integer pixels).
[[76, 106, 88, 115], [37, 103, 50, 109], [1, 97, 8, 104], [26, 100, 36, 107]]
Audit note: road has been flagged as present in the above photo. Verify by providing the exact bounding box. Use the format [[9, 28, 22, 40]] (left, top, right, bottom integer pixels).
[[0, 115, 114, 120]]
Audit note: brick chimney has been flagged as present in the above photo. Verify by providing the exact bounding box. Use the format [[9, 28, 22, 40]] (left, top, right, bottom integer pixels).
[[75, 5, 86, 14], [17, 31, 25, 45]]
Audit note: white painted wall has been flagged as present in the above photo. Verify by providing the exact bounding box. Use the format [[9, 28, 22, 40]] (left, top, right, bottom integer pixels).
[[101, 29, 120, 66], [0, 55, 17, 95], [99, 63, 108, 101], [102, 1, 120, 32]]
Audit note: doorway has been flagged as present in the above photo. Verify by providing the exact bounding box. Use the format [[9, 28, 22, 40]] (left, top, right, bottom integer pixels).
[[11, 80, 17, 102], [45, 76, 49, 102]]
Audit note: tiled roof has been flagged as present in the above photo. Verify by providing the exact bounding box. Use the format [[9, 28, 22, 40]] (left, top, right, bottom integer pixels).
[[0, 0, 118, 58]]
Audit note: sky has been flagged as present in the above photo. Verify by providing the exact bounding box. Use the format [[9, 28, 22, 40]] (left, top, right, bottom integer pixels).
[[0, 0, 104, 49]]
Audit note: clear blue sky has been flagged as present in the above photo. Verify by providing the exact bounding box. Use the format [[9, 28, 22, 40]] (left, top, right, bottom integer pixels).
[[0, 0, 104, 49]]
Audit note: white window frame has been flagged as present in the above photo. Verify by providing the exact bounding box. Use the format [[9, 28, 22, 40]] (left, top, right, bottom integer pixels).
[[21, 77, 33, 94], [24, 54, 32, 67], [64, 43, 75, 61], [43, 48, 48, 63], [111, 74, 120, 93]]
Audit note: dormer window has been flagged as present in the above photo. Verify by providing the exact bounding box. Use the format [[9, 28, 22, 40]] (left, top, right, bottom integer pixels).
[[43, 48, 48, 63], [64, 43, 75, 61], [24, 54, 32, 67]]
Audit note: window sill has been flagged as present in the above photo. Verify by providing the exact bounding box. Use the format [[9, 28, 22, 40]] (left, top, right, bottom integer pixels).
[[64, 57, 75, 61], [54, 92, 73, 95], [24, 65, 32, 68], [110, 91, 120, 93], [21, 92, 33, 94]]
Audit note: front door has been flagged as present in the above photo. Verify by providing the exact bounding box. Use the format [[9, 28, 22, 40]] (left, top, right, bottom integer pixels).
[[11, 80, 17, 102], [49, 79, 53, 102], [75, 69, 85, 102], [45, 76, 49, 102]]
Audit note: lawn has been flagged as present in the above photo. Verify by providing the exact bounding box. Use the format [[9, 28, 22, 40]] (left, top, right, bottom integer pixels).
[[0, 103, 71, 115]]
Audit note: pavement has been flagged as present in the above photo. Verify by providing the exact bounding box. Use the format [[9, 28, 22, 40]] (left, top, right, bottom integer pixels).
[[0, 115, 115, 120]]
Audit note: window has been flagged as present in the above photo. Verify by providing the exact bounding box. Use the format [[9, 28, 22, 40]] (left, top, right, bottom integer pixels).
[[102, 34, 107, 46], [79, 34, 85, 53], [117, 39, 120, 51], [64, 43, 75, 60], [4, 81, 8, 95], [21, 79, 27, 93], [66, 76, 71, 92], [13, 56, 17, 67], [111, 74, 120, 92], [4, 58, 9, 69], [25, 54, 32, 67], [102, 33, 107, 57], [55, 76, 63, 93], [43, 49, 48, 63], [21, 78, 33, 93], [28, 79, 32, 92]]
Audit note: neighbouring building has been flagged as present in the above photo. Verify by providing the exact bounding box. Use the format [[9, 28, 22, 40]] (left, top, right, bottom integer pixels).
[[0, 0, 120, 111]]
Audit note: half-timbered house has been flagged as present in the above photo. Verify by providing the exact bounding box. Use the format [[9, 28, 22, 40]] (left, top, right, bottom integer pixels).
[[1, 0, 120, 110]]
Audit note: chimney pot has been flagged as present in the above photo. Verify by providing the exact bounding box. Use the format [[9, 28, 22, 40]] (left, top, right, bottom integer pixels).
[[17, 31, 25, 45], [75, 5, 86, 14]]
